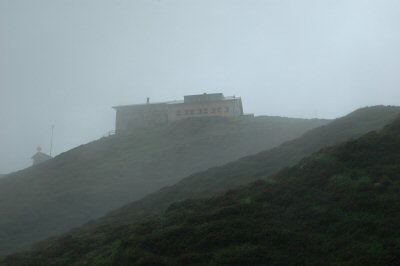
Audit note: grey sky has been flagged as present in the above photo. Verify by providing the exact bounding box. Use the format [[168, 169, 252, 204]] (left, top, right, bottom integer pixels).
[[1, 0, 400, 174]]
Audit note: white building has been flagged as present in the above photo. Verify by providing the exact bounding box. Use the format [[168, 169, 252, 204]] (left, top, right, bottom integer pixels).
[[113, 93, 244, 133]]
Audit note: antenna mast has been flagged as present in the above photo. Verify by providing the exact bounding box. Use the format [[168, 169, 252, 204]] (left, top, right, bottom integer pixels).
[[50, 125, 55, 156]]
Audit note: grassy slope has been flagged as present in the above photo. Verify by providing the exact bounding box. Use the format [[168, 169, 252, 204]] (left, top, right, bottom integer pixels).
[[5, 113, 400, 265], [0, 116, 326, 257], [87, 106, 400, 227]]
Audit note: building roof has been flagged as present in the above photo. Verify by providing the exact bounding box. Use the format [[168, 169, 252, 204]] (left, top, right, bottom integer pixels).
[[112, 94, 241, 109], [167, 95, 240, 105], [184, 93, 224, 103], [112, 101, 172, 109]]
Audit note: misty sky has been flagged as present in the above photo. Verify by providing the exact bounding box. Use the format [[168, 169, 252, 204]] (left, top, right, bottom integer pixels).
[[1, 0, 400, 174]]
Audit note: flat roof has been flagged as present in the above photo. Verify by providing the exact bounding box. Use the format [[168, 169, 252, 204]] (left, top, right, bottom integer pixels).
[[169, 96, 240, 104], [113, 95, 241, 109], [112, 101, 172, 109]]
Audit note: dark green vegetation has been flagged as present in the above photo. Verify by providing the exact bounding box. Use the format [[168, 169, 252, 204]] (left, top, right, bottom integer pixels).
[[87, 106, 400, 227], [4, 110, 400, 266], [0, 116, 327, 257]]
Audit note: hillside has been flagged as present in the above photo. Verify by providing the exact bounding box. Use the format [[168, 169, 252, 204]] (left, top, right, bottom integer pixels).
[[5, 114, 400, 265], [86, 105, 400, 227], [0, 116, 327, 257]]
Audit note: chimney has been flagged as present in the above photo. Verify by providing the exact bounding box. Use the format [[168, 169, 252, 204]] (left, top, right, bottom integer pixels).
[[147, 97, 150, 104]]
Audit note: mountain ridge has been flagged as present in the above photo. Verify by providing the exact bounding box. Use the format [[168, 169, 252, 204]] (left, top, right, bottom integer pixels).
[[84, 105, 400, 228], [0, 115, 328, 257], [3, 109, 400, 265]]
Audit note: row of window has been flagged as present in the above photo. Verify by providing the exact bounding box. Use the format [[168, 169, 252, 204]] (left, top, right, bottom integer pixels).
[[176, 107, 230, 116]]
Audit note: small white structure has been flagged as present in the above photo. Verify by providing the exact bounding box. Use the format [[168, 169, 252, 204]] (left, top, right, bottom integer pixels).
[[32, 147, 52, 166]]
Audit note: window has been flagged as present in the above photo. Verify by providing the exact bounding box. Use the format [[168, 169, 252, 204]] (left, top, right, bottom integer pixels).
[[198, 109, 203, 114], [225, 107, 230, 112], [177, 110, 181, 116], [190, 109, 195, 115], [185, 110, 189, 115], [217, 107, 222, 113], [211, 108, 216, 113], [203, 108, 208, 114]]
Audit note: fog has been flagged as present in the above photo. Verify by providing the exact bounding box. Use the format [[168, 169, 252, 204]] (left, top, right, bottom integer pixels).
[[1, 0, 400, 174]]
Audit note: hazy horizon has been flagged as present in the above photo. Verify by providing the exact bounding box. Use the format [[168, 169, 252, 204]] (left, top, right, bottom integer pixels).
[[1, 0, 400, 173]]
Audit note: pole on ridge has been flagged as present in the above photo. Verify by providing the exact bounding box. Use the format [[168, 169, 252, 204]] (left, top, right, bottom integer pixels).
[[50, 125, 55, 156]]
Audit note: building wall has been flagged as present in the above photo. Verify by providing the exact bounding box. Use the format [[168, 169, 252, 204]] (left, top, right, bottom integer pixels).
[[114, 103, 168, 133], [32, 152, 52, 165], [113, 95, 244, 133], [167, 98, 243, 121]]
